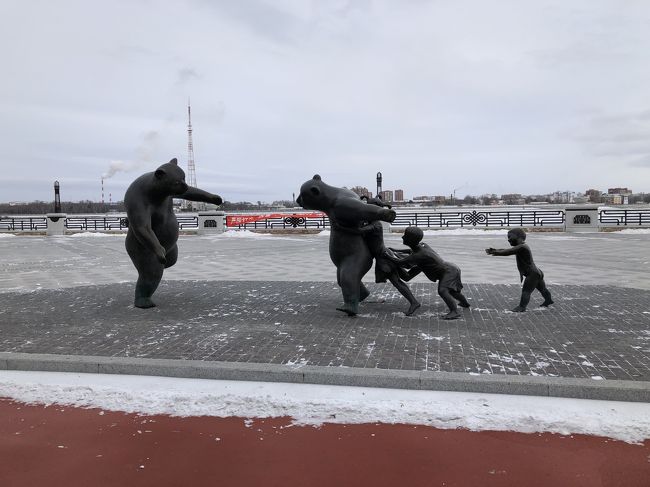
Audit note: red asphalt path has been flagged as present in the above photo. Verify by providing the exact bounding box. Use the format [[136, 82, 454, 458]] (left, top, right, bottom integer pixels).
[[1, 398, 649, 487]]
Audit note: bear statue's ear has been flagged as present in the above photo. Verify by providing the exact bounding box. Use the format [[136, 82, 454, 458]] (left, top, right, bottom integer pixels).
[[310, 186, 320, 196], [155, 169, 166, 179], [312, 174, 321, 181], [169, 158, 178, 165]]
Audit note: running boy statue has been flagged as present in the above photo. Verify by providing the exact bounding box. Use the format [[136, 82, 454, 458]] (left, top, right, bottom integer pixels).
[[485, 228, 554, 312], [384, 226, 470, 320]]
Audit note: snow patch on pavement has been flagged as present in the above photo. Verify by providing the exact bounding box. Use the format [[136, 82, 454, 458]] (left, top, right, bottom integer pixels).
[[206, 230, 304, 241], [612, 228, 650, 234], [422, 229, 509, 236], [1, 371, 649, 444], [68, 232, 125, 238]]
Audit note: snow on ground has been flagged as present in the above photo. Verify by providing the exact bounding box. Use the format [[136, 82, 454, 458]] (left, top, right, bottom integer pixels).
[[0, 233, 16, 238], [1, 371, 649, 444], [68, 232, 125, 238], [612, 228, 650, 234], [218, 230, 275, 238], [422, 228, 510, 235], [202, 230, 305, 241]]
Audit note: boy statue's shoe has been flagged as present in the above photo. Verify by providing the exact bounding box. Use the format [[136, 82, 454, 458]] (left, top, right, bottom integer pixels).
[[405, 302, 421, 316], [442, 310, 461, 320]]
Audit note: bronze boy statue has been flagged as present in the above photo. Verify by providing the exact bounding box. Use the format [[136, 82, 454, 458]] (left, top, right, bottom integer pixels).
[[485, 228, 554, 312], [384, 226, 470, 320]]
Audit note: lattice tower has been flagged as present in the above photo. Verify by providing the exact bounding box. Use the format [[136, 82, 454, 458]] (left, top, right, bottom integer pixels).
[[186, 99, 197, 209]]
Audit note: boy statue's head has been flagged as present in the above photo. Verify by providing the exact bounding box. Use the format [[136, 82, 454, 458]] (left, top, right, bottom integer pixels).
[[507, 228, 526, 246], [403, 226, 424, 246]]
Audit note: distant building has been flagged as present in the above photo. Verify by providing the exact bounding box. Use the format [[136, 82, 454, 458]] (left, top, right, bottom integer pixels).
[[605, 188, 631, 205], [603, 194, 626, 205], [394, 189, 404, 202], [549, 191, 576, 204], [350, 186, 372, 199], [585, 189, 603, 203], [608, 187, 632, 195], [501, 193, 525, 205], [573, 195, 589, 204], [413, 195, 434, 201], [433, 196, 447, 204], [480, 194, 499, 205], [380, 190, 394, 203]]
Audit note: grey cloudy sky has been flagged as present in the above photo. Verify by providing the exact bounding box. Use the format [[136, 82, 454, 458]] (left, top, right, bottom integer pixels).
[[2, 0, 650, 203]]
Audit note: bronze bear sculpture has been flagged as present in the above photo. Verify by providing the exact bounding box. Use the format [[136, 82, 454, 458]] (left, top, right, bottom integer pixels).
[[297, 174, 396, 315], [124, 158, 222, 308]]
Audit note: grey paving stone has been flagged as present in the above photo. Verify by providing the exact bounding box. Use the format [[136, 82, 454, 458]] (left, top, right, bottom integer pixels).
[[1, 280, 648, 383]]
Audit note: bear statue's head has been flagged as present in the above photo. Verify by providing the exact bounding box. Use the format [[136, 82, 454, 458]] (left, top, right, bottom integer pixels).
[[154, 158, 189, 196], [296, 174, 328, 211]]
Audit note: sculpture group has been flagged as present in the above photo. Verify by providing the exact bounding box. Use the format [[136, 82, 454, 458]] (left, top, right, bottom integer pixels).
[[125, 164, 553, 317]]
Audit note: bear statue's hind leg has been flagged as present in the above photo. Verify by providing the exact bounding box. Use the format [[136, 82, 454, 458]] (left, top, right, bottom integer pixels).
[[134, 267, 164, 308], [336, 260, 363, 316], [126, 232, 165, 308], [359, 283, 370, 302]]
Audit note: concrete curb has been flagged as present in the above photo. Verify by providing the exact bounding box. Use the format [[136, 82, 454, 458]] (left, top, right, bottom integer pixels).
[[1, 352, 649, 402]]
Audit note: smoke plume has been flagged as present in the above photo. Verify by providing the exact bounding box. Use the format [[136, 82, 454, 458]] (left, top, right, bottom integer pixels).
[[102, 130, 161, 179]]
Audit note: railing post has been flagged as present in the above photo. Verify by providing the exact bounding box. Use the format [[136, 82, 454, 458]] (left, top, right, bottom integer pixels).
[[197, 211, 225, 235], [46, 213, 67, 236], [565, 205, 599, 232]]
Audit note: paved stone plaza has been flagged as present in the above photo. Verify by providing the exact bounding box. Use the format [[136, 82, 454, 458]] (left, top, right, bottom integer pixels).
[[1, 230, 649, 290], [0, 230, 649, 391]]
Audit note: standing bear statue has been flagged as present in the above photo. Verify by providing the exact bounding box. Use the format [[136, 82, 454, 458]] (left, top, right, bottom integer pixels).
[[124, 158, 223, 308], [297, 174, 396, 315]]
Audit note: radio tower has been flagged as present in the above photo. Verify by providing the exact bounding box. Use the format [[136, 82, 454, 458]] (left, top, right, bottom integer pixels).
[[186, 98, 198, 210]]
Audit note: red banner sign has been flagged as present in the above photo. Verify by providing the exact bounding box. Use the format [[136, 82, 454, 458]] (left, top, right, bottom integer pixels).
[[226, 213, 325, 227]]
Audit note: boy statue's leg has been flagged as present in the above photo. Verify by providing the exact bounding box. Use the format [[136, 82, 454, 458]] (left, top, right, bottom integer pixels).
[[513, 275, 537, 312], [388, 274, 421, 316], [537, 279, 554, 307], [512, 291, 531, 312], [450, 290, 470, 308], [439, 287, 461, 319]]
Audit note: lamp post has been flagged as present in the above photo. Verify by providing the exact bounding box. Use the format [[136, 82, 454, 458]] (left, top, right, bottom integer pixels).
[[54, 181, 61, 213]]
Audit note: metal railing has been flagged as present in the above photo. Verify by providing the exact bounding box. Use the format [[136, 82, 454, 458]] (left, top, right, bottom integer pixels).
[[176, 215, 199, 229], [0, 216, 48, 232], [65, 215, 129, 231], [63, 214, 199, 231], [1, 208, 649, 233], [230, 214, 330, 230], [392, 209, 565, 228], [599, 209, 650, 226], [233, 209, 567, 230]]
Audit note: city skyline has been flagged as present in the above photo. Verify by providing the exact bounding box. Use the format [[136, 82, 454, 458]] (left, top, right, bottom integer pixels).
[[2, 1, 650, 203], [3, 182, 641, 208]]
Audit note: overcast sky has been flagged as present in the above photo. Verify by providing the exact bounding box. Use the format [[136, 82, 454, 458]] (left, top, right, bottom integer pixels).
[[2, 0, 650, 204]]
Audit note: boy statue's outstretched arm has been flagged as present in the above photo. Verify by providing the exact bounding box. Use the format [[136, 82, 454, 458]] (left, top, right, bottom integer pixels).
[[384, 249, 417, 266], [400, 266, 422, 282], [486, 246, 520, 256]]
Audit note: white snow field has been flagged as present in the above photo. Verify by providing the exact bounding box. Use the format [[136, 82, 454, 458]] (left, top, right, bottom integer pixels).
[[1, 370, 649, 444]]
